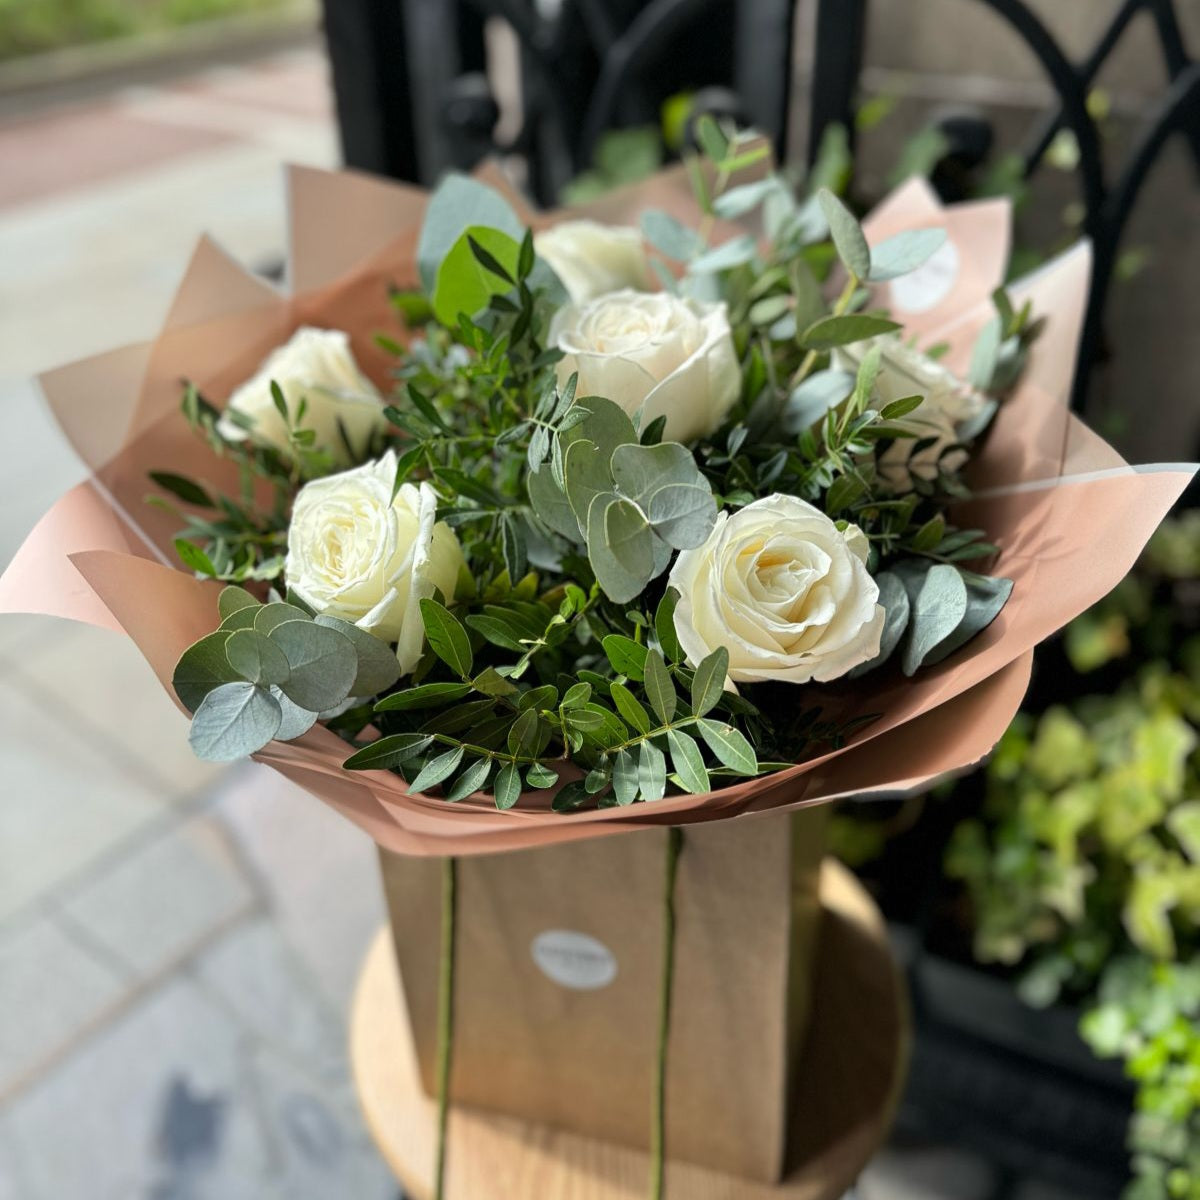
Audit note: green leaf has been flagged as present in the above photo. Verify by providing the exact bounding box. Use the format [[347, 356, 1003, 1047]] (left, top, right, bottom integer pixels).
[[189, 682, 282, 761], [817, 187, 870, 280], [921, 571, 1013, 667], [417, 173, 522, 293], [867, 228, 947, 282], [174, 538, 217, 577], [507, 709, 540, 757], [225, 628, 291, 687], [551, 779, 591, 812], [637, 739, 667, 802], [420, 598, 473, 679], [689, 235, 757, 274], [525, 762, 559, 789], [800, 313, 901, 351], [690, 646, 728, 717], [643, 650, 676, 725], [612, 749, 639, 805], [433, 225, 522, 325], [645, 483, 717, 549], [560, 395, 638, 458], [465, 614, 524, 652], [667, 728, 710, 794], [641, 209, 702, 261], [269, 620, 358, 711], [344, 732, 434, 770], [150, 471, 215, 508], [654, 588, 683, 663], [602, 635, 648, 680], [609, 681, 652, 734], [313, 615, 403, 696], [587, 494, 653, 603], [173, 631, 239, 712], [270, 688, 319, 740], [446, 757, 492, 802], [901, 564, 969, 676], [409, 745, 466, 794], [969, 314, 1003, 389], [474, 666, 519, 697], [712, 178, 777, 219], [253, 601, 310, 634], [218, 586, 259, 621], [560, 682, 592, 710], [494, 762, 522, 809], [848, 571, 911, 677], [694, 113, 728, 162], [375, 682, 473, 711], [695, 718, 757, 774], [528, 465, 580, 541]]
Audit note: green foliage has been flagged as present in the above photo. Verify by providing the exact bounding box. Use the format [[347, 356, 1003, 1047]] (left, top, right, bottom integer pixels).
[[174, 586, 400, 761]]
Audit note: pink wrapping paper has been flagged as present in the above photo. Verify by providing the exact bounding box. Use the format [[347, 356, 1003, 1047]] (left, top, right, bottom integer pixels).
[[1, 163, 1192, 856]]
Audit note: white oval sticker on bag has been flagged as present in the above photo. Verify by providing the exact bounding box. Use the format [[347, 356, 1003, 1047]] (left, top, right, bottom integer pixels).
[[531, 930, 618, 991]]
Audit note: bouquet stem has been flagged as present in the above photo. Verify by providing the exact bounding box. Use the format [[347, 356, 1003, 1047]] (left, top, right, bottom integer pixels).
[[434, 856, 458, 1200], [650, 826, 685, 1200]]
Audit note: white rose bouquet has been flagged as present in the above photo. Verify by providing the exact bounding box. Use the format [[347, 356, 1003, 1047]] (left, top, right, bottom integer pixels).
[[5, 120, 1188, 842], [150, 122, 1049, 813]]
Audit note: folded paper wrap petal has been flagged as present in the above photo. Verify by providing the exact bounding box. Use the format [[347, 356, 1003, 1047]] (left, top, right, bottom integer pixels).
[[1, 163, 1193, 856]]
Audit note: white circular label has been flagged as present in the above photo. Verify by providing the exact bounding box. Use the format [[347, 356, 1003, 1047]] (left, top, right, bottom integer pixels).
[[889, 237, 960, 314], [531, 930, 617, 991]]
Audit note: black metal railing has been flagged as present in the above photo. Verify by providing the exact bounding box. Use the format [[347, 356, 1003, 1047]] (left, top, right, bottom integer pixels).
[[320, 0, 1198, 407]]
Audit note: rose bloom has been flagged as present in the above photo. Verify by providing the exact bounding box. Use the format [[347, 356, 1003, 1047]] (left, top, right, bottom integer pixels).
[[668, 494, 884, 684], [550, 290, 740, 444], [285, 451, 465, 672], [534, 220, 649, 304], [835, 335, 988, 491], [218, 326, 388, 468]]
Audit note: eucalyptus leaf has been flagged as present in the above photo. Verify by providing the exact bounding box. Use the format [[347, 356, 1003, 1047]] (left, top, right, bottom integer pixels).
[[587, 494, 652, 603], [559, 395, 638, 457], [969, 315, 1003, 389], [269, 620, 358, 711], [313, 615, 403, 696], [609, 442, 697, 506], [817, 187, 870, 280], [189, 682, 282, 762], [901, 563, 969, 676], [173, 631, 239, 712], [218, 586, 259, 621], [689, 235, 757, 274], [867, 228, 948, 282], [270, 687, 320, 740], [225, 628, 291, 687], [848, 571, 911, 678], [712, 178, 777, 219], [563, 441, 614, 526], [801, 313, 901, 351], [782, 369, 855, 433], [528, 465, 581, 541], [253, 601, 310, 634], [921, 572, 1013, 667], [641, 209, 703, 261], [645, 483, 717, 549]]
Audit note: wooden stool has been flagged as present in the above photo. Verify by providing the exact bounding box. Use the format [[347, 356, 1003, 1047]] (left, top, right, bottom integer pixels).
[[350, 859, 908, 1199]]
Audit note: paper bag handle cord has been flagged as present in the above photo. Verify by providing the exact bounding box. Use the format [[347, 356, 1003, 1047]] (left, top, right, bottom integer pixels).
[[434, 856, 457, 1200], [650, 826, 685, 1200]]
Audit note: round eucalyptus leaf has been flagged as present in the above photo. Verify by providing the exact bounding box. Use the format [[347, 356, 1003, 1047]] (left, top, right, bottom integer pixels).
[[586, 494, 652, 603], [902, 564, 969, 676], [188, 682, 282, 762], [645, 482, 718, 549], [269, 687, 320, 741], [314, 615, 402, 697], [559, 395, 638, 458], [609, 442, 699, 506], [269, 619, 358, 712], [527, 464, 581, 541], [253, 601, 311, 635], [563, 438, 614, 524], [173, 631, 238, 713], [218, 586, 259, 621], [225, 628, 291, 687]]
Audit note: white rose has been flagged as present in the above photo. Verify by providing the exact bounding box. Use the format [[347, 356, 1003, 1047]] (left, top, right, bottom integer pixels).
[[534, 220, 649, 304], [218, 326, 388, 468], [550, 290, 740, 444], [668, 494, 884, 684], [285, 451, 465, 672], [835, 336, 988, 491]]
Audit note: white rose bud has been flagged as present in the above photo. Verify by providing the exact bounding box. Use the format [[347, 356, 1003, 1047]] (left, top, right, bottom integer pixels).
[[836, 336, 988, 491], [534, 220, 649, 304], [668, 494, 884, 684], [218, 326, 388, 468], [285, 451, 465, 673], [550, 289, 740, 444]]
